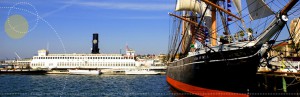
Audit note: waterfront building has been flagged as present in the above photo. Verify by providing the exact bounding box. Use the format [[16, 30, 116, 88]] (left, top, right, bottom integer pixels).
[[290, 18, 300, 45]]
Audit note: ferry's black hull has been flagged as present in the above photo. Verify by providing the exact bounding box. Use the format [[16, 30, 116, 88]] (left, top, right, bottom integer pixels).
[[166, 47, 261, 96], [0, 70, 48, 74]]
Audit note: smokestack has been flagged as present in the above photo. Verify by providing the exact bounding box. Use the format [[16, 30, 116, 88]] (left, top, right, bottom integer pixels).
[[91, 33, 99, 54]]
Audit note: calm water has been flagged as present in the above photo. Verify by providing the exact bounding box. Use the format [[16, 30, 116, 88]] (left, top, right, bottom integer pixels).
[[0, 74, 177, 97]]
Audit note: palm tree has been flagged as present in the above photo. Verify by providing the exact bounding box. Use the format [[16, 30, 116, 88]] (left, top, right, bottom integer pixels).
[[234, 33, 239, 42], [246, 28, 253, 33], [238, 30, 244, 41], [246, 28, 253, 40], [220, 35, 224, 40]]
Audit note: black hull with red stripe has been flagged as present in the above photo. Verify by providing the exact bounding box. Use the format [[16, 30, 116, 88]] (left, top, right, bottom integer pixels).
[[166, 47, 262, 97]]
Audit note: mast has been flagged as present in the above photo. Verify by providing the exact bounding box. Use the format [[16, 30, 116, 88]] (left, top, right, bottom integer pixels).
[[280, 0, 299, 15], [211, 1, 217, 46], [181, 12, 187, 54]]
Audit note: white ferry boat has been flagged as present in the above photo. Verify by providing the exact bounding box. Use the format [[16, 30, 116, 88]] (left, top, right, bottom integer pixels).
[[28, 33, 167, 74], [30, 49, 137, 70], [125, 68, 159, 75]]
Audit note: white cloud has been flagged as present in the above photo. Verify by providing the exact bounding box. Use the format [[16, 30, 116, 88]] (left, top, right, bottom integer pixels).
[[65, 1, 173, 11]]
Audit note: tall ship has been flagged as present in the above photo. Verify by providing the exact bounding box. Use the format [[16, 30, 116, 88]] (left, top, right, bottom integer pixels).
[[166, 0, 300, 96]]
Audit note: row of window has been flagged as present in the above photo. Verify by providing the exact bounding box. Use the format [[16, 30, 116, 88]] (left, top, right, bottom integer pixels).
[[31, 62, 135, 67], [31, 63, 44, 66], [49, 54, 122, 56], [33, 56, 134, 60], [57, 63, 135, 67]]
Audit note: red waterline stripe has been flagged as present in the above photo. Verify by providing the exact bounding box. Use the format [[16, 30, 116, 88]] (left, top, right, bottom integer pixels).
[[166, 76, 249, 97]]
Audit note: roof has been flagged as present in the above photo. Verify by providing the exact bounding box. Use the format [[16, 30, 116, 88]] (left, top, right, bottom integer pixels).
[[284, 57, 300, 61], [272, 42, 288, 48]]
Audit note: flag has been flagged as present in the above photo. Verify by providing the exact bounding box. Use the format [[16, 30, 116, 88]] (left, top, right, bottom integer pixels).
[[190, 44, 195, 48], [227, 3, 232, 7], [205, 39, 209, 42], [227, 22, 230, 26], [195, 31, 205, 43], [227, 0, 232, 24], [195, 34, 204, 43], [227, 17, 232, 21]]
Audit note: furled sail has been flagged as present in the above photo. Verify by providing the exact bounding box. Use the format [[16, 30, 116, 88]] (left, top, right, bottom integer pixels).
[[176, 0, 211, 17], [232, 0, 242, 17], [175, 0, 211, 27], [246, 0, 274, 20]]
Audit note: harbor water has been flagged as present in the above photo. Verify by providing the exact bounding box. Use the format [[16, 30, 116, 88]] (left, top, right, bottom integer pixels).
[[0, 74, 176, 97]]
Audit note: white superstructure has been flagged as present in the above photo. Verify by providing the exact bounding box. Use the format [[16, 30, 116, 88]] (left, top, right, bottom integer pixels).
[[125, 68, 158, 75], [68, 69, 100, 75], [30, 49, 136, 69]]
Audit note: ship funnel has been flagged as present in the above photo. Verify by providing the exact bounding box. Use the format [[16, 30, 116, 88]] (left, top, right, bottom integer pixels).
[[91, 33, 100, 54]]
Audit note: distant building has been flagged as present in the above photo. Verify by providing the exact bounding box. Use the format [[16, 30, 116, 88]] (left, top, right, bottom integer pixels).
[[157, 54, 167, 63], [269, 41, 299, 57], [289, 18, 300, 44]]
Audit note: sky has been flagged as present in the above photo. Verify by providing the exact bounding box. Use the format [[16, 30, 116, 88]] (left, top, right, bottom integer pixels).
[[0, 0, 298, 60], [0, 0, 176, 59]]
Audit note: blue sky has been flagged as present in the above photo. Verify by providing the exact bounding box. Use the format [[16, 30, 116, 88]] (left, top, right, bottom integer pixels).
[[0, 0, 297, 59], [0, 0, 175, 59]]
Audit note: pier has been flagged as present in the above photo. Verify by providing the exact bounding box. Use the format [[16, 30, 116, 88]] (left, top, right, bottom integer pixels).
[[256, 71, 300, 94]]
